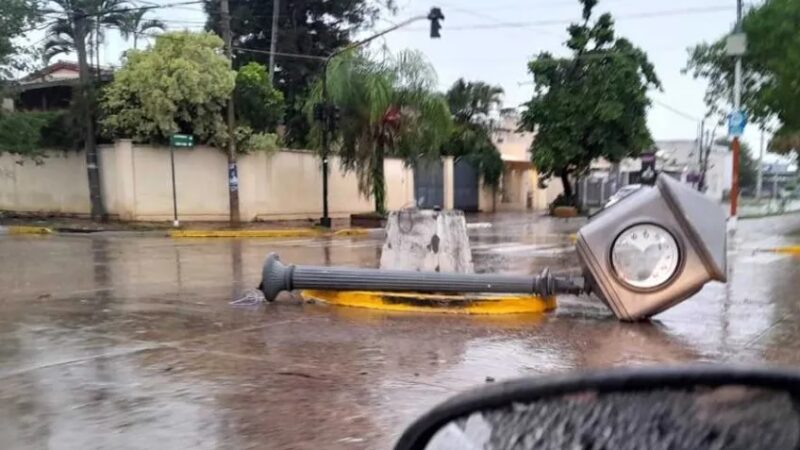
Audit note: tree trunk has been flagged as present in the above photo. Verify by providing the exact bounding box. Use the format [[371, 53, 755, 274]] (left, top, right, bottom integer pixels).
[[95, 22, 101, 80], [373, 144, 386, 215], [74, 15, 105, 221], [491, 184, 497, 213], [560, 171, 573, 199]]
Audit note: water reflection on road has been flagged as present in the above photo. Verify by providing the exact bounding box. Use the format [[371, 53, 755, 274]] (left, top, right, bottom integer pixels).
[[0, 213, 798, 449]]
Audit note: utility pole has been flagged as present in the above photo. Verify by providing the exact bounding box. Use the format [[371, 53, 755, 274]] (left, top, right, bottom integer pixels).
[[74, 9, 105, 221], [220, 0, 240, 225], [729, 0, 744, 224], [268, 0, 280, 82], [755, 126, 764, 199], [697, 119, 705, 191]]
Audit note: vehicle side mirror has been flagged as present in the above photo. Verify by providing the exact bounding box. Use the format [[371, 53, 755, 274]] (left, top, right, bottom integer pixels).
[[395, 366, 800, 450]]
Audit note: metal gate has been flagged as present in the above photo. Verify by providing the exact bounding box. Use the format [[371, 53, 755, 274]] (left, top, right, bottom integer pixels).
[[414, 159, 444, 209], [454, 158, 479, 212]]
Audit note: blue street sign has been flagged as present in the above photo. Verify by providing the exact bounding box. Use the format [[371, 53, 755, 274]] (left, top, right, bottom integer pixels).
[[728, 110, 747, 137]]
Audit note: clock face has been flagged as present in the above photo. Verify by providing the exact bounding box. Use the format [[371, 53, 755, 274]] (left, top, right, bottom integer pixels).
[[611, 224, 680, 289]]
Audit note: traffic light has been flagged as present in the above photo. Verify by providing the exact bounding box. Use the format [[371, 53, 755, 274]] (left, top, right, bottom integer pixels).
[[428, 7, 444, 38]]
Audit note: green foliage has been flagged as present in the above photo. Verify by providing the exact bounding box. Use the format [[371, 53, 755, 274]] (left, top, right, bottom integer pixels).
[[100, 32, 236, 149], [42, 0, 131, 64], [520, 0, 660, 199], [0, 0, 41, 80], [443, 78, 505, 189], [204, 0, 392, 147], [118, 8, 165, 50], [461, 128, 503, 189], [234, 125, 279, 155], [685, 0, 800, 156], [235, 62, 284, 133], [0, 110, 80, 159], [306, 49, 452, 214], [446, 78, 503, 123]]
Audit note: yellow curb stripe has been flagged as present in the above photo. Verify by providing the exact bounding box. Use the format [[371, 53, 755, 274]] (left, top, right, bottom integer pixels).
[[769, 246, 800, 255], [6, 226, 53, 235], [169, 228, 372, 238], [301, 290, 556, 315], [169, 229, 323, 238], [333, 228, 370, 237]]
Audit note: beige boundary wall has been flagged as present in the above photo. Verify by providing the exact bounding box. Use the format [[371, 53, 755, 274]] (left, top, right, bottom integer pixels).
[[0, 140, 416, 221], [0, 151, 91, 216]]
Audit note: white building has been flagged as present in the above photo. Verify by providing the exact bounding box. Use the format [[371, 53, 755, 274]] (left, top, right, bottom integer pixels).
[[489, 111, 562, 210], [654, 140, 732, 201]]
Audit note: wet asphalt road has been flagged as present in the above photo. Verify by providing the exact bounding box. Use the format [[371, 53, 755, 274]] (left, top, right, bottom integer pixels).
[[0, 212, 799, 449]]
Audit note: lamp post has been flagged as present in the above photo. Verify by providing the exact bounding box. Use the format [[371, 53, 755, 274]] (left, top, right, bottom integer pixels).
[[317, 8, 444, 228]]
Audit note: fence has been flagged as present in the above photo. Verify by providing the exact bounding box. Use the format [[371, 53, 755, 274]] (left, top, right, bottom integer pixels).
[[579, 177, 621, 210], [0, 140, 416, 221]]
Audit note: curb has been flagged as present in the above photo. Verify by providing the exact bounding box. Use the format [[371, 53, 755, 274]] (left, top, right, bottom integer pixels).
[[301, 290, 557, 315], [769, 245, 800, 255], [1, 225, 54, 235], [168, 228, 374, 238]]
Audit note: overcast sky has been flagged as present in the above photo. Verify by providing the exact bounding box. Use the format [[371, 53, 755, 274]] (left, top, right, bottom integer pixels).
[[29, 0, 790, 162]]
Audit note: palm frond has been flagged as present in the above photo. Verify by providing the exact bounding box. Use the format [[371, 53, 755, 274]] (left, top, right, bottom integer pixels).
[[139, 18, 166, 33], [42, 36, 75, 63]]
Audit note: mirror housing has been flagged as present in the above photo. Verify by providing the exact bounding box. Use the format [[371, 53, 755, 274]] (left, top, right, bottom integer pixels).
[[576, 175, 727, 321], [394, 366, 800, 450]]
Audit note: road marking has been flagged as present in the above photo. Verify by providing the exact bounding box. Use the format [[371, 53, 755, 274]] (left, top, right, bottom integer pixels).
[[301, 290, 556, 315]]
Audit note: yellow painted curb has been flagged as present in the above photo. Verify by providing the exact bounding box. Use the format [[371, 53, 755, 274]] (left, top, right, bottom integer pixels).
[[169, 228, 372, 238], [169, 228, 323, 238], [769, 246, 800, 255], [6, 225, 53, 235], [301, 290, 557, 315], [333, 228, 370, 237]]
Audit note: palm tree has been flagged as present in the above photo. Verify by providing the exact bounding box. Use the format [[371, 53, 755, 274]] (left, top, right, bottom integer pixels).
[[119, 8, 165, 50], [446, 78, 504, 124], [444, 79, 505, 211], [43, 0, 130, 69], [309, 49, 453, 214], [40, 0, 131, 220]]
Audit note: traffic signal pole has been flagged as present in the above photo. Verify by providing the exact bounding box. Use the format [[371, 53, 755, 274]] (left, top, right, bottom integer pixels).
[[730, 0, 743, 222], [317, 9, 444, 228]]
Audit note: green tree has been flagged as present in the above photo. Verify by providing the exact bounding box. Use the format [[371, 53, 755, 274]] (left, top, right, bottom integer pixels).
[[443, 78, 505, 197], [446, 78, 504, 123], [308, 49, 452, 214], [234, 62, 284, 133], [520, 0, 660, 201], [204, 0, 391, 147], [0, 0, 41, 80], [685, 0, 800, 156], [42, 0, 130, 68], [101, 32, 236, 148], [40, 0, 130, 219], [118, 8, 165, 50]]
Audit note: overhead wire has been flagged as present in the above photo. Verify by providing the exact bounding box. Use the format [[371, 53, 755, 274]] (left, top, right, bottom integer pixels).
[[651, 99, 702, 123], [36, 1, 206, 20], [392, 4, 735, 32]]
